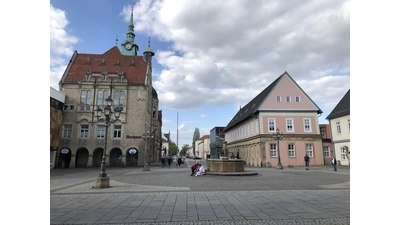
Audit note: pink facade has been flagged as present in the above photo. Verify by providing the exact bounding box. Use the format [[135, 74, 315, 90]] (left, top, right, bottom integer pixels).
[[223, 72, 325, 168], [264, 140, 324, 168], [262, 75, 317, 110], [261, 115, 319, 134]]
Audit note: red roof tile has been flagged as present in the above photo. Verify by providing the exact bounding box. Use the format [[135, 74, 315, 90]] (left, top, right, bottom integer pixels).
[[63, 46, 148, 84]]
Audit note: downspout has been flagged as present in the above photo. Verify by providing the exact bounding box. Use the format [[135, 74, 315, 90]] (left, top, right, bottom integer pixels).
[[328, 119, 336, 159], [258, 114, 262, 167], [91, 77, 97, 123]]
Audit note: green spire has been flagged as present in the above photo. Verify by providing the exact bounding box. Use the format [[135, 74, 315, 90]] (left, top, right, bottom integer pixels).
[[143, 37, 155, 63], [121, 6, 139, 56], [144, 37, 155, 56]]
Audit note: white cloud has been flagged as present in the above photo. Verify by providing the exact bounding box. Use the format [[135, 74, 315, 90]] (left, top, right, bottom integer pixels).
[[127, 0, 349, 114], [50, 4, 80, 90]]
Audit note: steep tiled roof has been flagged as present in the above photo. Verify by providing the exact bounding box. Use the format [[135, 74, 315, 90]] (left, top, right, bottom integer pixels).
[[223, 71, 322, 133], [326, 89, 350, 120], [61, 46, 148, 85]]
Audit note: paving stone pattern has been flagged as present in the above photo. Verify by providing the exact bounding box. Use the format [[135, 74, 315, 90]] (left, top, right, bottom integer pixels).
[[51, 161, 350, 225]]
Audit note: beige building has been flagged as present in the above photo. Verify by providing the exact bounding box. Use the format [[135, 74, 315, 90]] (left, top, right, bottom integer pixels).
[[196, 135, 210, 158], [326, 90, 350, 166], [55, 10, 161, 168]]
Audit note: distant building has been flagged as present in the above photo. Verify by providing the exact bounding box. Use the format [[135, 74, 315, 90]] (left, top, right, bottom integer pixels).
[[210, 127, 225, 159], [161, 131, 171, 156], [326, 89, 350, 166], [319, 124, 333, 165], [50, 87, 65, 169], [196, 135, 210, 158]]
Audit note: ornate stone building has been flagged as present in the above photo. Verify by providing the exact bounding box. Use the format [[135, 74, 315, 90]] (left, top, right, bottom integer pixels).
[[55, 9, 161, 168]]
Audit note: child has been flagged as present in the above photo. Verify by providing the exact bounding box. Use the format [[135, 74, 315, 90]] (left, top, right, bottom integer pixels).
[[195, 164, 206, 176]]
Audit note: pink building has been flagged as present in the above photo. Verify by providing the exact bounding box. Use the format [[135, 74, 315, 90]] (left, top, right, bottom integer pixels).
[[222, 71, 325, 168]]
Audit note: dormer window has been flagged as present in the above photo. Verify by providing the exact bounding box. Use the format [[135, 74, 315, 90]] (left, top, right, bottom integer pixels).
[[129, 59, 135, 67], [286, 96, 291, 102], [99, 59, 106, 66], [276, 96, 281, 102]]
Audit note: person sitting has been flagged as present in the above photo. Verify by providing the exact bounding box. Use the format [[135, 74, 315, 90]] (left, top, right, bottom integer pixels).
[[195, 164, 206, 176], [190, 161, 199, 176]]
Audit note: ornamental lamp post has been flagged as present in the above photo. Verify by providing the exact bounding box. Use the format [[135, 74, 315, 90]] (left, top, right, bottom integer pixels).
[[272, 128, 284, 170], [93, 96, 122, 189], [142, 129, 154, 171]]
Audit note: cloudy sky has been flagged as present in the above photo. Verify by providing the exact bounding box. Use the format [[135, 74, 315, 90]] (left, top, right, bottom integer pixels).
[[50, 0, 350, 150]]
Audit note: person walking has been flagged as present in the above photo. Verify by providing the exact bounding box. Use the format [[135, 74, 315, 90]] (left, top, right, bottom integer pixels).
[[304, 154, 310, 170], [160, 155, 166, 168], [177, 157, 182, 167], [332, 157, 337, 171], [167, 156, 172, 167]]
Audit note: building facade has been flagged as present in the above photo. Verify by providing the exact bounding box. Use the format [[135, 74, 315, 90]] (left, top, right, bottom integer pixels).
[[222, 71, 325, 168], [210, 127, 225, 159], [196, 135, 210, 159], [50, 87, 65, 169], [326, 89, 350, 166], [161, 131, 172, 156], [55, 9, 160, 168], [320, 124, 334, 165]]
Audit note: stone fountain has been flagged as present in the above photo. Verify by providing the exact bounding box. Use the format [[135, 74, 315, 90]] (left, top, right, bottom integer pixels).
[[206, 157, 258, 176]]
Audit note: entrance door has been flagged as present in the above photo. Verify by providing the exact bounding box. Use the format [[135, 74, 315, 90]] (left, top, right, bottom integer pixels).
[[126, 148, 138, 167], [75, 148, 89, 168], [58, 148, 71, 168]]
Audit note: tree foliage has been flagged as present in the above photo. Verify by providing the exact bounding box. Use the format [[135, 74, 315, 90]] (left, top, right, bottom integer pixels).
[[180, 144, 190, 156], [192, 127, 200, 156], [170, 142, 178, 155]]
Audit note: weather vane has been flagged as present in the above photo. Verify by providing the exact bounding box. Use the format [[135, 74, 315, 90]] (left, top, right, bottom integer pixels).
[[131, 1, 137, 10]]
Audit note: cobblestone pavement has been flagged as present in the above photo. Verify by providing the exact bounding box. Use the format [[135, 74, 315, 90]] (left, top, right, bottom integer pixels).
[[50, 161, 350, 225]]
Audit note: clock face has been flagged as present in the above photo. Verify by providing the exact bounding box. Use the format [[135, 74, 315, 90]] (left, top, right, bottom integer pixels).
[[126, 43, 132, 50]]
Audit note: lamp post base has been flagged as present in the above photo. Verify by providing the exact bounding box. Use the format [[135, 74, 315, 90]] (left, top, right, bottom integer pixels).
[[93, 177, 110, 189], [143, 164, 150, 171], [276, 164, 283, 170], [143, 155, 150, 171]]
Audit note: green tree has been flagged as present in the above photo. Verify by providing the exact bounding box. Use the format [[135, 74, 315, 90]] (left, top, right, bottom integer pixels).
[[180, 144, 190, 156], [192, 128, 200, 156], [179, 144, 189, 156], [170, 142, 178, 155]]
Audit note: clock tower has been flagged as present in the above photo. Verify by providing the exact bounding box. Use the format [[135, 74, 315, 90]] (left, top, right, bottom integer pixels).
[[121, 7, 139, 56]]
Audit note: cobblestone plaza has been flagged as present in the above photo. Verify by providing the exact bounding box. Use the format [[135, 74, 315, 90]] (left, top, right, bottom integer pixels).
[[50, 161, 350, 225]]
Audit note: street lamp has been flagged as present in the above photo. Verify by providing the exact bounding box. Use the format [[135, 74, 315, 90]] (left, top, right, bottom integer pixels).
[[142, 129, 154, 171], [93, 96, 122, 188], [272, 128, 284, 170]]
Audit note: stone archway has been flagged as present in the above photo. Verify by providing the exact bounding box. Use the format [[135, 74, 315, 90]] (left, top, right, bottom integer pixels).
[[75, 148, 89, 168], [110, 148, 123, 167], [58, 148, 71, 168], [126, 147, 139, 167], [93, 148, 104, 167]]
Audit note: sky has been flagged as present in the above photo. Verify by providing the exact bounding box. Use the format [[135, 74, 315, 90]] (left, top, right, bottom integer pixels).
[[50, 0, 350, 150]]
